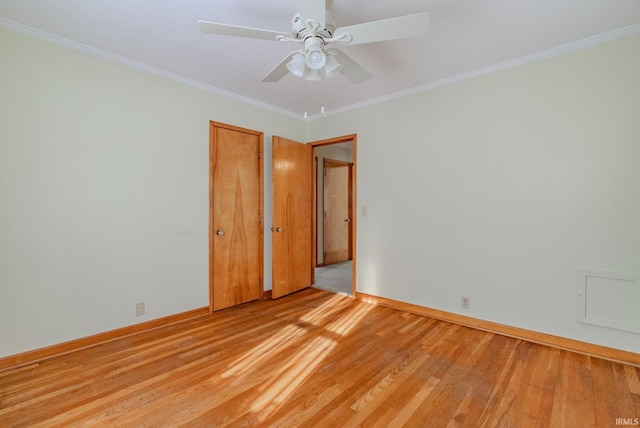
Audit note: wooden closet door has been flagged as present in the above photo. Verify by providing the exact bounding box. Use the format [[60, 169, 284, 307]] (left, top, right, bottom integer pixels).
[[210, 122, 263, 311]]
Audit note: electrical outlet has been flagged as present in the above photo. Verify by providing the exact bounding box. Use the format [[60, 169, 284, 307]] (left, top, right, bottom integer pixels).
[[136, 302, 145, 316], [461, 296, 470, 310]]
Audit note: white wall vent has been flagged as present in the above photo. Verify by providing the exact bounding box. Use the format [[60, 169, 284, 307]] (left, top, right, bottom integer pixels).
[[577, 269, 640, 333]]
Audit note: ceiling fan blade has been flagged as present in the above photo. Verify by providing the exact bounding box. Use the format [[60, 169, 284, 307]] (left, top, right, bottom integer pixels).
[[297, 0, 325, 30], [198, 21, 285, 42], [261, 53, 296, 82], [335, 12, 429, 45], [329, 49, 372, 84]]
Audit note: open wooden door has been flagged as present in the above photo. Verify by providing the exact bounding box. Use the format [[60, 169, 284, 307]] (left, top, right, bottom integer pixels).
[[272, 136, 313, 299]]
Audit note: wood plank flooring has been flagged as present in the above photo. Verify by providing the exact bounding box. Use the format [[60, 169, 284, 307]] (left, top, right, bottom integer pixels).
[[1, 288, 639, 427]]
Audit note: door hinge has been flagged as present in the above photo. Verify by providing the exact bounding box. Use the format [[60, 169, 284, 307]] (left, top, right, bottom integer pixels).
[[258, 149, 262, 159], [258, 213, 263, 223], [324, 210, 327, 218]]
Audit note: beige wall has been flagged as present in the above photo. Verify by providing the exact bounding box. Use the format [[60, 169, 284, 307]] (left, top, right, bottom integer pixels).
[[0, 28, 304, 358], [2, 26, 639, 358], [308, 34, 640, 353]]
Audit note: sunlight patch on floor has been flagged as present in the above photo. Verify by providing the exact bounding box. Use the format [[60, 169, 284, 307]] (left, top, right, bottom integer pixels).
[[221, 324, 306, 379], [213, 291, 377, 422], [247, 295, 375, 420], [221, 294, 346, 380], [324, 301, 373, 336], [299, 293, 352, 325], [250, 335, 336, 418]]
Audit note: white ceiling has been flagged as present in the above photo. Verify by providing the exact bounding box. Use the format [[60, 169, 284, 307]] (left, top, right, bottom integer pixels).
[[1, 1, 639, 118]]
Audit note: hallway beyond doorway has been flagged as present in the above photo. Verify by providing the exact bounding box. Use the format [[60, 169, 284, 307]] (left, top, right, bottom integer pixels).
[[313, 261, 352, 296]]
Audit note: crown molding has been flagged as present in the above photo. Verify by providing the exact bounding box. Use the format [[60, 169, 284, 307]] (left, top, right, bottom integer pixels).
[[0, 17, 301, 120], [311, 22, 640, 120], [2, 17, 639, 122]]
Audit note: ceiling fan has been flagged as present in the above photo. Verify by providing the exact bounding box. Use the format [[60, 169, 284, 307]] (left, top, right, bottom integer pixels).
[[198, 0, 429, 84]]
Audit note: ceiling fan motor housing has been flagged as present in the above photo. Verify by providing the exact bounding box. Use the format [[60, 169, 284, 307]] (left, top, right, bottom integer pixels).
[[291, 11, 337, 41]]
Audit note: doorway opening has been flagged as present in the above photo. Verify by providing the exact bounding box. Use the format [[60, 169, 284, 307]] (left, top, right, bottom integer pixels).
[[310, 135, 357, 297]]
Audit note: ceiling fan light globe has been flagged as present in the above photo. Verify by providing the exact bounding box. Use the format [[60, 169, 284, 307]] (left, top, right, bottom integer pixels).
[[305, 47, 326, 70], [286, 53, 305, 77]]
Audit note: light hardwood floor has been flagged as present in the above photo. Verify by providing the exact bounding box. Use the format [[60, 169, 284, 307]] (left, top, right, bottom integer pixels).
[[1, 288, 639, 427]]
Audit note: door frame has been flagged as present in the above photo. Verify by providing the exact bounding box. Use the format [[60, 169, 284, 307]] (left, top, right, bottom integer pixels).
[[209, 121, 264, 313], [309, 134, 357, 297]]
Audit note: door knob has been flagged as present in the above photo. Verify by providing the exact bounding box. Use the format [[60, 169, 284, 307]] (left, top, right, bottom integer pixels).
[[271, 227, 282, 232], [344, 219, 351, 223], [216, 230, 225, 236]]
